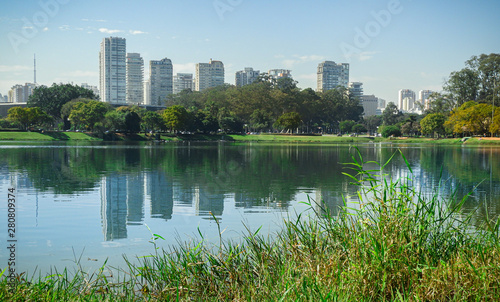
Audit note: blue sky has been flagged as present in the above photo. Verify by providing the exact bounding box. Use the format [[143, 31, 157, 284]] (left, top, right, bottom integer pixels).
[[1, 0, 499, 103]]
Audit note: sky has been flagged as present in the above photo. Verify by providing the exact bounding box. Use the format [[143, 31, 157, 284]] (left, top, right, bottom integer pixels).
[[1, 0, 500, 104]]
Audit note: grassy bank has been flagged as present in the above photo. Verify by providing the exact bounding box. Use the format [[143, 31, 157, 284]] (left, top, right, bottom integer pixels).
[[0, 131, 101, 141], [1, 150, 499, 301]]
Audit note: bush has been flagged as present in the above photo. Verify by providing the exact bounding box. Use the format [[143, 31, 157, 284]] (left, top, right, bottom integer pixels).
[[381, 125, 402, 138]]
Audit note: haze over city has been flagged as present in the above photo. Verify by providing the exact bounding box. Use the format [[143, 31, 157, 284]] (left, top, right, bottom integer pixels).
[[1, 0, 500, 103]]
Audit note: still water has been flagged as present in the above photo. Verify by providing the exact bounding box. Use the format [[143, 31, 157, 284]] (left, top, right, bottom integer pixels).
[[0, 142, 499, 275]]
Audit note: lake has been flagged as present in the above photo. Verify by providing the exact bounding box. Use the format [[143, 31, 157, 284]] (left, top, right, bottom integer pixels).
[[1, 141, 499, 276]]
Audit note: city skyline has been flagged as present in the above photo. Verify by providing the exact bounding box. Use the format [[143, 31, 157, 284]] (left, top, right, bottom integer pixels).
[[1, 0, 500, 104]]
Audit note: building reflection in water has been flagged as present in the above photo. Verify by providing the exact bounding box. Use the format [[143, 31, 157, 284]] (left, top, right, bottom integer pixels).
[[146, 171, 173, 221], [101, 173, 128, 241]]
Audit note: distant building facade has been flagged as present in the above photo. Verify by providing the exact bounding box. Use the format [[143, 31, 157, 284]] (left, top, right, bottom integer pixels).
[[173, 73, 194, 94], [195, 59, 224, 91], [149, 58, 173, 106], [235, 67, 260, 87], [360, 95, 379, 117], [80, 83, 99, 97], [8, 83, 37, 103], [419, 90, 434, 110], [317, 61, 349, 92], [348, 82, 363, 99], [99, 37, 126, 104], [268, 69, 292, 80], [126, 53, 144, 105], [398, 89, 416, 112], [143, 79, 151, 105]]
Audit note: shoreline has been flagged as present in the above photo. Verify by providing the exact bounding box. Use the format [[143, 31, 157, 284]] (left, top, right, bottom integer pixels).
[[0, 131, 499, 145]]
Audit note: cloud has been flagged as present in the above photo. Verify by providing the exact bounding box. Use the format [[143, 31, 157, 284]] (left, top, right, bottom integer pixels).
[[42, 27, 49, 32], [129, 30, 147, 35], [173, 63, 197, 74], [0, 65, 31, 72], [62, 70, 99, 78], [282, 54, 326, 68], [99, 28, 123, 34], [82, 18, 107, 22], [59, 25, 71, 31]]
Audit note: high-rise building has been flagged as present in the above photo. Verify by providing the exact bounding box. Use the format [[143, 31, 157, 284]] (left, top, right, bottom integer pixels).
[[348, 82, 363, 99], [149, 58, 173, 106], [195, 59, 225, 91], [80, 83, 99, 96], [398, 89, 416, 112], [143, 79, 151, 105], [8, 83, 37, 103], [378, 98, 386, 109], [419, 90, 434, 110], [268, 69, 292, 80], [317, 61, 349, 92], [235, 67, 260, 87], [99, 37, 126, 104], [360, 95, 378, 117], [126, 53, 144, 105], [173, 73, 194, 94]]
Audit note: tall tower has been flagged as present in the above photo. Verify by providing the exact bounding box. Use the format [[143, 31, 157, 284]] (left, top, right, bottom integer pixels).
[[235, 67, 260, 87], [316, 61, 349, 92], [126, 53, 144, 105], [34, 53, 36, 84], [195, 59, 224, 91], [149, 58, 173, 106], [99, 37, 126, 104], [398, 89, 416, 112]]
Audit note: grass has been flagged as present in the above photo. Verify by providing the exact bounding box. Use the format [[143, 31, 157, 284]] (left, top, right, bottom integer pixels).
[[0, 131, 100, 141], [1, 149, 500, 301]]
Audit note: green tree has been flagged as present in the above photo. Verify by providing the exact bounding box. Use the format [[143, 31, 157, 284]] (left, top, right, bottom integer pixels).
[[104, 110, 126, 131], [124, 111, 141, 133], [445, 101, 493, 136], [362, 115, 382, 135], [60, 98, 92, 130], [7, 107, 31, 130], [249, 109, 273, 131], [420, 113, 446, 138], [339, 120, 356, 133], [352, 124, 367, 134], [444, 68, 480, 106], [68, 100, 110, 131], [382, 102, 403, 125], [28, 83, 97, 120], [274, 112, 302, 133], [380, 125, 402, 138], [141, 111, 165, 132], [162, 105, 189, 132]]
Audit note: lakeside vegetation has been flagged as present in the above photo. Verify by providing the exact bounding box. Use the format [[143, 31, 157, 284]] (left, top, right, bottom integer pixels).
[[1, 150, 500, 301]]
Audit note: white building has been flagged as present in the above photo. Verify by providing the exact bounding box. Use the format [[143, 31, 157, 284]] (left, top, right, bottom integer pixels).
[[419, 90, 434, 110], [80, 83, 99, 97], [143, 79, 151, 105], [317, 61, 349, 92], [398, 89, 416, 112], [348, 82, 363, 99], [8, 83, 37, 103], [235, 67, 260, 87], [378, 98, 386, 110], [195, 59, 224, 91], [173, 73, 194, 94], [149, 58, 173, 106], [99, 37, 126, 104], [268, 69, 292, 80], [360, 95, 379, 117], [126, 53, 144, 105]]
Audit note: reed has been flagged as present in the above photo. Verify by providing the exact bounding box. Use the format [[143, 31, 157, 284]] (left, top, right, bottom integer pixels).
[[1, 148, 500, 301]]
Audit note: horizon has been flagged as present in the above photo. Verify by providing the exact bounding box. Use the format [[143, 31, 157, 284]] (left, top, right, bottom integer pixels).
[[1, 0, 499, 103]]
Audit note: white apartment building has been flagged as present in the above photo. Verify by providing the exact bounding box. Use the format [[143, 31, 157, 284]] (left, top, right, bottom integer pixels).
[[398, 89, 416, 112], [235, 67, 260, 87], [144, 79, 151, 105], [149, 58, 173, 106], [360, 95, 379, 117], [126, 53, 144, 105], [419, 90, 434, 109], [348, 82, 363, 99], [80, 83, 99, 96], [99, 37, 126, 104], [8, 83, 37, 103], [268, 69, 292, 80], [195, 59, 224, 91], [317, 61, 349, 92], [173, 73, 194, 94]]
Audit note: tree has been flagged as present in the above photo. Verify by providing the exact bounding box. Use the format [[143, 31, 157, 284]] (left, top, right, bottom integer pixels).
[[444, 68, 480, 107], [28, 83, 97, 120], [380, 125, 402, 138], [7, 107, 31, 130], [141, 111, 165, 132], [124, 111, 141, 133], [68, 100, 110, 131], [162, 105, 189, 132], [60, 98, 92, 130], [382, 102, 403, 125], [352, 124, 367, 134], [362, 115, 382, 135], [339, 120, 356, 133], [249, 109, 273, 131], [274, 112, 302, 133], [445, 101, 494, 136], [104, 110, 126, 131], [420, 113, 446, 138]]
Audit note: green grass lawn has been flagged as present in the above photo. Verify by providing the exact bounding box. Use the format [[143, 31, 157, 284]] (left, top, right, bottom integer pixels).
[[0, 131, 100, 141]]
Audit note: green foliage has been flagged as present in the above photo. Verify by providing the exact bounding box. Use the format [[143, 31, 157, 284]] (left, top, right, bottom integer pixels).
[[274, 112, 302, 132], [141, 111, 165, 132], [7, 106, 52, 130], [68, 100, 110, 131], [124, 111, 141, 133], [162, 105, 189, 132], [445, 101, 496, 135], [339, 120, 356, 133], [421, 113, 446, 137], [381, 125, 402, 138], [382, 102, 403, 126], [28, 83, 97, 120], [352, 123, 367, 133]]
